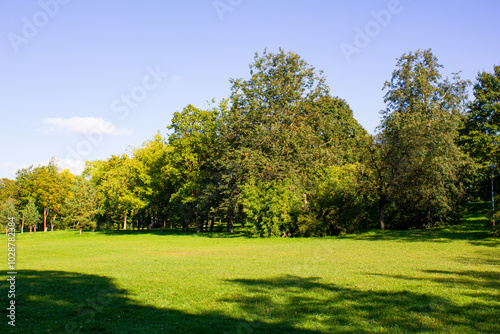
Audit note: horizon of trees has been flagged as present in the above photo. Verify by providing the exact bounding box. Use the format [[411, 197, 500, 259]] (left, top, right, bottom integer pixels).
[[1, 49, 499, 236]]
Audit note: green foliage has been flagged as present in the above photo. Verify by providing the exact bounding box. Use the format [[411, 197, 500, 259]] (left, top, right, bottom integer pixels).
[[133, 133, 172, 226], [15, 159, 74, 231], [458, 65, 500, 200], [459, 65, 500, 166], [166, 102, 223, 230], [9, 49, 498, 235], [0, 201, 20, 231], [86, 154, 151, 228], [306, 164, 373, 235], [0, 178, 17, 203], [61, 177, 99, 232], [375, 49, 471, 229], [240, 178, 300, 237], [22, 198, 41, 231], [217, 49, 367, 235]]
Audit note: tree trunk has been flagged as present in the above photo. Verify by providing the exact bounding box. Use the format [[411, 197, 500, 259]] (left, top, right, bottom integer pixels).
[[43, 207, 48, 232], [196, 211, 200, 234], [123, 212, 127, 230], [379, 196, 386, 230], [227, 218, 234, 233], [21, 213, 24, 234], [29, 226, 32, 234], [209, 217, 214, 232], [80, 227, 82, 235]]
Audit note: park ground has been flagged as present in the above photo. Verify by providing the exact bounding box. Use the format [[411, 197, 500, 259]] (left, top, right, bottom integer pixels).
[[1, 202, 499, 333]]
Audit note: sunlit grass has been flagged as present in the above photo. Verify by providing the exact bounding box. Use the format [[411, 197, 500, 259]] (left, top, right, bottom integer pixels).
[[1, 203, 499, 333]]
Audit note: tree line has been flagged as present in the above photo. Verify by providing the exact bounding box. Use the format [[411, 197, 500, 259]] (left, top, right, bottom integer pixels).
[[1, 49, 499, 236]]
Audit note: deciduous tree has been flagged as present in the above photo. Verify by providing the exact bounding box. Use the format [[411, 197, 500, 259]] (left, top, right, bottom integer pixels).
[[375, 49, 470, 228]]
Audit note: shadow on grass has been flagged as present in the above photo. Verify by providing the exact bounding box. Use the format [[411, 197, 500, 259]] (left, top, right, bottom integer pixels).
[[222, 274, 500, 333], [368, 268, 500, 291], [95, 226, 253, 238], [341, 202, 498, 245], [1, 271, 498, 333], [0, 270, 320, 334]]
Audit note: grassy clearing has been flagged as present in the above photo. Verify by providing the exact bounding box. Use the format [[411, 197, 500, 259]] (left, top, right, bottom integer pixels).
[[1, 203, 499, 333]]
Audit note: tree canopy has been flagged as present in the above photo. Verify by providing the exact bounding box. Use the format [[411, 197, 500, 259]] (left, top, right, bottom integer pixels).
[[2, 49, 496, 235]]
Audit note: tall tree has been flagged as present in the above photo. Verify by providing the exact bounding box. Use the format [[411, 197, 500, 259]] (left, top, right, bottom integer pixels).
[[15, 161, 73, 232], [167, 103, 221, 232], [133, 133, 173, 230], [87, 155, 151, 230], [459, 65, 500, 166], [375, 49, 470, 229], [216, 49, 366, 235], [34, 160, 58, 231], [458, 65, 500, 200]]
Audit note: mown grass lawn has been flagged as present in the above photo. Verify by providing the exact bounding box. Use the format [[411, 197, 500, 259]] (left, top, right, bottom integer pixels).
[[1, 203, 499, 333]]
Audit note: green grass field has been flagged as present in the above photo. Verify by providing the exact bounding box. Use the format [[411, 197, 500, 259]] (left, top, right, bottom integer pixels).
[[1, 203, 499, 333]]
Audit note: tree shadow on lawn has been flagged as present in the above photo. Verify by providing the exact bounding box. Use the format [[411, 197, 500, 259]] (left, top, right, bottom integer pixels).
[[342, 203, 498, 245], [0, 270, 319, 334], [363, 264, 500, 333], [1, 271, 498, 334], [221, 274, 500, 333], [95, 227, 252, 238]]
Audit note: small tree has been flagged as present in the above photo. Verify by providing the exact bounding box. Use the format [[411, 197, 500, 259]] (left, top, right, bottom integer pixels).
[[0, 201, 20, 234], [61, 177, 99, 234], [23, 198, 41, 233]]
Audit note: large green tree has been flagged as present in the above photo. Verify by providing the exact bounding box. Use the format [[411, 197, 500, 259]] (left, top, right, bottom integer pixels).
[[133, 133, 173, 230], [374, 49, 470, 229], [458, 65, 500, 201], [459, 65, 500, 166], [166, 102, 222, 232], [15, 159, 73, 232], [217, 49, 366, 235], [87, 155, 151, 230]]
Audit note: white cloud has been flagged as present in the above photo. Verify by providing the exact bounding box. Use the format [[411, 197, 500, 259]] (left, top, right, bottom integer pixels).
[[57, 159, 87, 176], [39, 117, 131, 135]]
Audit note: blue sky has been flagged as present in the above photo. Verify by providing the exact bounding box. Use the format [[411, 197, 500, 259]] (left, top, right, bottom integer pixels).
[[1, 0, 499, 179]]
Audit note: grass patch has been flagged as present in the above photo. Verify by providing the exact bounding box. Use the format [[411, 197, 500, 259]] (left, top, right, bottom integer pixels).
[[1, 203, 499, 333]]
